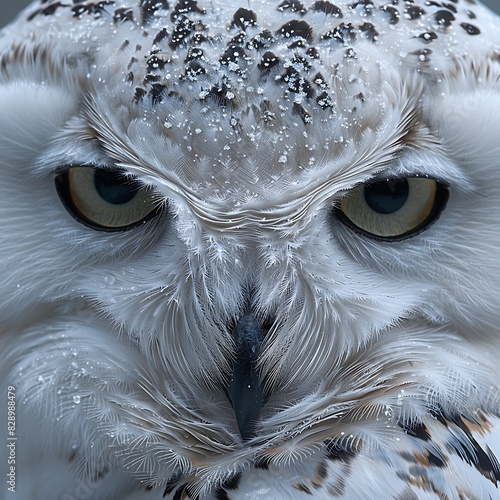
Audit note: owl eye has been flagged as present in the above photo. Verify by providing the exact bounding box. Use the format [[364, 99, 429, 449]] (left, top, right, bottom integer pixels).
[[55, 167, 161, 231], [334, 177, 449, 240]]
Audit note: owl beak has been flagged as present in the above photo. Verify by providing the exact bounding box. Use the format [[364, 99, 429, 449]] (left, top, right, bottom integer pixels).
[[225, 312, 267, 441]]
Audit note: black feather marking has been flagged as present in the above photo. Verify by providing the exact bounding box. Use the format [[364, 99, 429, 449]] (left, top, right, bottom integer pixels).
[[147, 55, 168, 72], [460, 22, 481, 35], [404, 5, 426, 20], [254, 455, 271, 469], [306, 47, 320, 59], [72, 1, 114, 18], [411, 48, 433, 62], [348, 0, 374, 13], [359, 22, 378, 42], [258, 51, 280, 73], [441, 2, 458, 13], [171, 485, 186, 500], [277, 0, 307, 15], [398, 420, 431, 441], [321, 23, 357, 44], [28, 3, 65, 21], [417, 31, 438, 43], [134, 87, 147, 102], [277, 20, 314, 42], [169, 15, 196, 49], [214, 488, 230, 500], [249, 30, 274, 50], [427, 451, 446, 468], [281, 67, 314, 97], [153, 28, 170, 45], [114, 7, 134, 23], [316, 91, 334, 109], [231, 8, 257, 30], [448, 416, 500, 486], [149, 83, 168, 104], [163, 473, 183, 497], [325, 441, 357, 462], [140, 0, 169, 25], [294, 483, 313, 494], [434, 9, 455, 27], [293, 103, 313, 125], [171, 0, 205, 22], [311, 1, 343, 17], [380, 5, 399, 25], [183, 61, 206, 79], [220, 45, 247, 70], [221, 473, 242, 490]]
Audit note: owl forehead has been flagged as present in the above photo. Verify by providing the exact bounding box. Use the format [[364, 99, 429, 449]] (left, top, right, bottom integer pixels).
[[19, 0, 496, 104], [6, 0, 495, 209]]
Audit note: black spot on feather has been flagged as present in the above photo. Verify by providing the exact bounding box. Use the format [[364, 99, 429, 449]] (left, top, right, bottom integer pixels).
[[28, 2, 65, 21], [147, 55, 168, 72], [404, 5, 425, 20], [258, 51, 280, 73], [322, 23, 357, 44], [231, 8, 257, 30], [171, 0, 205, 21], [149, 83, 168, 104], [434, 9, 455, 27], [249, 30, 274, 50], [254, 455, 271, 469], [169, 15, 195, 49], [163, 473, 183, 497], [277, 0, 307, 15], [221, 472, 242, 490], [380, 5, 399, 25], [153, 28, 169, 45], [293, 103, 313, 125], [277, 20, 314, 43], [398, 420, 431, 441], [461, 22, 480, 35], [325, 441, 357, 462], [72, 1, 114, 18], [185, 46, 204, 61], [311, 1, 343, 17], [140, 0, 169, 25], [448, 416, 500, 486], [417, 31, 438, 43], [114, 7, 134, 23], [133, 87, 147, 102], [349, 0, 374, 13], [359, 22, 378, 42], [281, 67, 314, 97]]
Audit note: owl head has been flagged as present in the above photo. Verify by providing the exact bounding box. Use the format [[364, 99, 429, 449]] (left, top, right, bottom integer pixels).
[[1, 0, 500, 496]]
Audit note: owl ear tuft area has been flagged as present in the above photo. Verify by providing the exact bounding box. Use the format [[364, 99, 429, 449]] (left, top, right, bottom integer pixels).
[[426, 83, 500, 169], [0, 82, 77, 171]]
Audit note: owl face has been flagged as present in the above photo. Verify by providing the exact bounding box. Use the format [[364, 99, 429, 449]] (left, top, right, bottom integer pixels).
[[1, 0, 500, 497]]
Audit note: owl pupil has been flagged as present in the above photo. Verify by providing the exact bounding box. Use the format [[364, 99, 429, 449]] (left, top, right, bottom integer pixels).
[[94, 169, 137, 205], [364, 179, 409, 214]]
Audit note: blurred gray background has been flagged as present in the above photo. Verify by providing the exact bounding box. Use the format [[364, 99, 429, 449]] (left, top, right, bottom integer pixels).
[[1, 0, 500, 27]]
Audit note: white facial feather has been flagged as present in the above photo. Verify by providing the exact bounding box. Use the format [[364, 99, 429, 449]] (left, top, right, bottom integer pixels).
[[1, 1, 500, 499]]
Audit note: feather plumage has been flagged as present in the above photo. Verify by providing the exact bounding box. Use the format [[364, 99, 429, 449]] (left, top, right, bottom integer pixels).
[[1, 0, 500, 498]]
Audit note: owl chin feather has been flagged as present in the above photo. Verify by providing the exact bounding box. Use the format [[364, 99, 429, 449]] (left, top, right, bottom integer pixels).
[[1, 0, 500, 499]]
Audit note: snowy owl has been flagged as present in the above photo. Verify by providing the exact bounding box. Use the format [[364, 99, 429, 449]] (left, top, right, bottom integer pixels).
[[1, 0, 500, 498]]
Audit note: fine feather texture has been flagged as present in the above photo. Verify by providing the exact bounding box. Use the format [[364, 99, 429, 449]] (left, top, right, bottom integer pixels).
[[1, 1, 500, 499]]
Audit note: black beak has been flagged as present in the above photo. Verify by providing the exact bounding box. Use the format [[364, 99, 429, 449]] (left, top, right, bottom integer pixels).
[[226, 312, 267, 441]]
